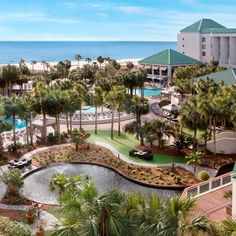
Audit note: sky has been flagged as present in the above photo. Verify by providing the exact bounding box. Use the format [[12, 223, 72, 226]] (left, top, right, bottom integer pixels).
[[0, 0, 236, 41]]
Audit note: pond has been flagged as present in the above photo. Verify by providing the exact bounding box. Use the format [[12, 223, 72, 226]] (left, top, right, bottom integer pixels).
[[23, 163, 180, 204]]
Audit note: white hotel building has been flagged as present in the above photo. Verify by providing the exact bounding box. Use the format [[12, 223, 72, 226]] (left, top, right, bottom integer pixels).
[[178, 19, 236, 68]]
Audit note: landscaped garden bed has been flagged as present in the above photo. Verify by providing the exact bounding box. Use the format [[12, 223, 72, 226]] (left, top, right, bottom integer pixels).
[[31, 144, 199, 189]]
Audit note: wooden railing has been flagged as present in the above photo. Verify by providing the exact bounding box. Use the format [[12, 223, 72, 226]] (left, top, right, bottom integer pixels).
[[181, 172, 232, 198]]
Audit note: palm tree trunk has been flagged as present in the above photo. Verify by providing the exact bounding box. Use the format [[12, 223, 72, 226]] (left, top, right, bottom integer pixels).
[[193, 128, 197, 150], [111, 108, 114, 139], [13, 114, 16, 146], [66, 113, 69, 133], [57, 115, 61, 143], [26, 119, 29, 146], [69, 112, 73, 132], [79, 107, 82, 130], [95, 105, 98, 134], [43, 112, 47, 144], [213, 117, 216, 155], [29, 113, 33, 145], [118, 111, 121, 136]]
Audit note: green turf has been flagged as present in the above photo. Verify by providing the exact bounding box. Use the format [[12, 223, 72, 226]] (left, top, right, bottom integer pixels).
[[89, 130, 186, 164], [183, 128, 205, 139]]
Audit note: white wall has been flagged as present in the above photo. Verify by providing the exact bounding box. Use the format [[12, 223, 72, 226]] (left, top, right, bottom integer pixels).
[[177, 33, 201, 60], [207, 132, 236, 154]]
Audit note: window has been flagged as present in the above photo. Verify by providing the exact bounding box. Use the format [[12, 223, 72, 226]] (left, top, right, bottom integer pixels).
[[182, 45, 185, 47], [202, 44, 206, 50], [182, 38, 184, 40], [202, 37, 206, 43], [202, 51, 206, 56]]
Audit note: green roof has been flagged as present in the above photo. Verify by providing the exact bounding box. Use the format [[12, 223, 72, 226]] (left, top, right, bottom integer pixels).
[[195, 69, 236, 85], [181, 19, 225, 33], [139, 49, 200, 66], [202, 28, 236, 34]]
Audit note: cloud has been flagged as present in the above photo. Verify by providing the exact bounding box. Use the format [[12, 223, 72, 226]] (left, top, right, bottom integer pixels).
[[0, 12, 80, 24], [115, 6, 148, 14], [64, 1, 78, 8]]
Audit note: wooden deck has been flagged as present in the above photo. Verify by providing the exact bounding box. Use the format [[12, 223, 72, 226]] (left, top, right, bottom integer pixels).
[[195, 184, 232, 221]]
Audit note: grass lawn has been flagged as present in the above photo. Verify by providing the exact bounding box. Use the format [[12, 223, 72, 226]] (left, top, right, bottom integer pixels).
[[89, 130, 186, 164], [183, 128, 204, 139]]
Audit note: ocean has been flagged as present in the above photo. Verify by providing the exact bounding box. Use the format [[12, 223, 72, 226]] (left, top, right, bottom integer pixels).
[[0, 41, 176, 64]]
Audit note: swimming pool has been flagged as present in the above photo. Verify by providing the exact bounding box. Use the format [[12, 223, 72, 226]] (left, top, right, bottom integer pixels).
[[4, 117, 26, 129], [136, 88, 162, 97], [82, 106, 96, 113]]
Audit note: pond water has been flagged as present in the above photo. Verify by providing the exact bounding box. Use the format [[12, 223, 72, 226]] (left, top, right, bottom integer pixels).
[[23, 163, 180, 204]]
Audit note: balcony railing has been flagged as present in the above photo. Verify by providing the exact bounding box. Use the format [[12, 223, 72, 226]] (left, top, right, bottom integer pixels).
[[181, 172, 232, 198]]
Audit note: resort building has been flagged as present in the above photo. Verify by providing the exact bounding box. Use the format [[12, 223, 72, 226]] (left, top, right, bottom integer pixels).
[[178, 19, 236, 68], [195, 68, 236, 85], [138, 49, 200, 83]]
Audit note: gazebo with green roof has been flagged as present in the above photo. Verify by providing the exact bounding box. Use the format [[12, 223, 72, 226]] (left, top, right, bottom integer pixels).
[[139, 49, 200, 81]]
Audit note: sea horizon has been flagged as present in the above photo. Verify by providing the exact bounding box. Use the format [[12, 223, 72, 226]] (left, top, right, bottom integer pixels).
[[0, 41, 176, 64]]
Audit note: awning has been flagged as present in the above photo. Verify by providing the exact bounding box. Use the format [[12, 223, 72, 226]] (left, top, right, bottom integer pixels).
[[160, 66, 167, 71]]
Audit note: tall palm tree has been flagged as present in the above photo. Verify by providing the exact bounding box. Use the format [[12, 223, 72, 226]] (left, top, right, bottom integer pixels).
[[97, 56, 104, 70], [75, 54, 82, 68], [105, 86, 118, 139], [30, 60, 36, 73], [3, 96, 22, 146], [93, 86, 104, 134], [86, 57, 92, 64], [185, 150, 202, 176], [180, 95, 207, 149], [41, 60, 46, 72]]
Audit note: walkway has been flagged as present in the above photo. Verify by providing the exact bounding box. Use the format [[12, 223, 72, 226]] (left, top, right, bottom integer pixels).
[[0, 203, 60, 233], [194, 184, 232, 221], [94, 141, 217, 176]]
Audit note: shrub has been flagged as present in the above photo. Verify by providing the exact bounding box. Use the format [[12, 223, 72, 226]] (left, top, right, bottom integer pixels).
[[0, 216, 10, 233], [198, 170, 210, 181], [7, 222, 31, 236]]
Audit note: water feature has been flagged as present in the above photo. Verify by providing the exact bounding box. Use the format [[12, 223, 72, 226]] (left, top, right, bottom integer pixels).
[[23, 163, 180, 204], [82, 106, 96, 113], [136, 88, 162, 97]]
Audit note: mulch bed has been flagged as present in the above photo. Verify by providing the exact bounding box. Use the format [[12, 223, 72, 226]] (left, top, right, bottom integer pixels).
[[0, 209, 26, 222], [31, 144, 198, 188]]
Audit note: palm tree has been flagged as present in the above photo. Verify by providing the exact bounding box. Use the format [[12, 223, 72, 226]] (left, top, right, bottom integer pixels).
[[93, 86, 104, 134], [86, 57, 92, 64], [221, 217, 236, 235], [41, 60, 46, 72], [144, 119, 173, 149], [30, 60, 36, 73], [125, 121, 145, 146], [114, 85, 126, 136], [180, 96, 207, 149], [75, 54, 82, 68], [185, 150, 202, 176], [105, 86, 118, 139], [97, 56, 104, 69], [3, 96, 22, 146]]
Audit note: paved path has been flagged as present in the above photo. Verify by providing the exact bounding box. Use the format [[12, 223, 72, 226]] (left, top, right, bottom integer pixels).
[[194, 184, 232, 221], [94, 141, 217, 177], [0, 203, 60, 233]]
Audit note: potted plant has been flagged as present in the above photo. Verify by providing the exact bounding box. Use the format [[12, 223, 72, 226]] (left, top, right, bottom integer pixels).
[[36, 224, 45, 236], [25, 207, 36, 224], [224, 190, 232, 215]]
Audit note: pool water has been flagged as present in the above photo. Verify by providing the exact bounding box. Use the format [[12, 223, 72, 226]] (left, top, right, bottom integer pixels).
[[137, 88, 162, 97], [82, 106, 96, 113], [4, 117, 26, 129]]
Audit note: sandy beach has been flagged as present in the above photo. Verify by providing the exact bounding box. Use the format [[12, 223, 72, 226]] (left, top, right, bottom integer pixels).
[[0, 58, 142, 71]]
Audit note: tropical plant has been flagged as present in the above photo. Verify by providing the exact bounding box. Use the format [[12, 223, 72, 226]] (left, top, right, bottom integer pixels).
[[185, 151, 202, 176], [71, 128, 90, 151], [198, 170, 210, 181], [75, 54, 82, 68], [0, 169, 24, 203]]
